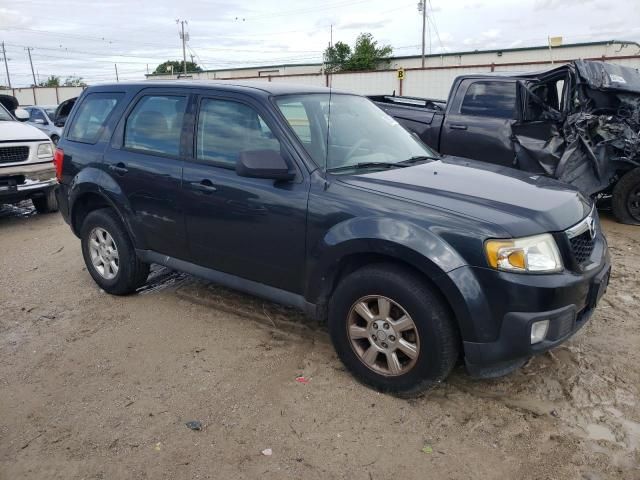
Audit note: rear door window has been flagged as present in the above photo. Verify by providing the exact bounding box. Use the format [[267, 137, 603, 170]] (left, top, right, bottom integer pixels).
[[28, 108, 47, 123], [196, 98, 280, 168], [124, 95, 187, 157], [67, 92, 124, 143], [460, 81, 516, 119]]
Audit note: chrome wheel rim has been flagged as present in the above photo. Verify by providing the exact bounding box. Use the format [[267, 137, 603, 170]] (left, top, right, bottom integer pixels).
[[88, 227, 119, 280], [347, 295, 420, 376]]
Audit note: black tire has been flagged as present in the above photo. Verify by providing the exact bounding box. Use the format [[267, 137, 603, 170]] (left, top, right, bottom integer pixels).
[[32, 188, 58, 213], [51, 135, 60, 145], [80, 208, 150, 295], [612, 168, 640, 225], [328, 263, 459, 397]]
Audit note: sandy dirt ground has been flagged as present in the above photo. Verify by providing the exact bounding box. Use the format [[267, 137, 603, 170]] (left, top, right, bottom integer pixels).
[[0, 203, 638, 480]]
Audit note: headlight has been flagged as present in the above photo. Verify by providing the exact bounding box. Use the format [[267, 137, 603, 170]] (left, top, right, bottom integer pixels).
[[37, 142, 53, 158], [485, 233, 563, 273]]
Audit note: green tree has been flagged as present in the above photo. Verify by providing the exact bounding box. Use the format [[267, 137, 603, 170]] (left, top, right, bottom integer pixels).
[[324, 41, 352, 73], [63, 76, 87, 87], [39, 75, 61, 87], [153, 60, 202, 75], [323, 33, 393, 73]]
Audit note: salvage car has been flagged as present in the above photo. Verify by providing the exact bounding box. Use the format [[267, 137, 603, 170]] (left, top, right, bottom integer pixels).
[[55, 81, 610, 395], [0, 95, 58, 213], [370, 60, 640, 224]]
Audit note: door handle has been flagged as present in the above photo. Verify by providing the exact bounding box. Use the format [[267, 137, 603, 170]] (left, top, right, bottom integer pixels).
[[109, 163, 128, 175], [449, 124, 468, 130], [190, 179, 217, 193]]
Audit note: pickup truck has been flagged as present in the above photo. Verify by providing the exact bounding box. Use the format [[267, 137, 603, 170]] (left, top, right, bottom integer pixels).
[[0, 95, 58, 213], [370, 60, 640, 224], [55, 81, 609, 395]]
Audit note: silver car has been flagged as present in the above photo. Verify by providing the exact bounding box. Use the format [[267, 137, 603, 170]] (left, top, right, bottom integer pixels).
[[24, 105, 63, 145]]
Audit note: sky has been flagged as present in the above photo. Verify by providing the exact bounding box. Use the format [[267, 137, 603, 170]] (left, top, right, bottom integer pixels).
[[0, 0, 639, 87]]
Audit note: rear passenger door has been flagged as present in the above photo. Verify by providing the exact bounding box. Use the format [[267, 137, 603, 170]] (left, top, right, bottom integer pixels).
[[440, 79, 518, 167], [182, 93, 309, 294], [104, 89, 190, 259]]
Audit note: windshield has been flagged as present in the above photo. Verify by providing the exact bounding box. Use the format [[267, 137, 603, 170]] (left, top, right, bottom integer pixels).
[[0, 103, 13, 121], [275, 94, 437, 173]]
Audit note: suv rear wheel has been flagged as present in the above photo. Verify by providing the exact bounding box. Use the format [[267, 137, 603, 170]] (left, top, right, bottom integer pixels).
[[32, 188, 58, 213], [80, 209, 150, 295], [328, 263, 459, 397]]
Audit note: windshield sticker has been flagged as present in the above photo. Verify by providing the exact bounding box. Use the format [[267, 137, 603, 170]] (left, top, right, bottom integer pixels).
[[608, 74, 627, 84]]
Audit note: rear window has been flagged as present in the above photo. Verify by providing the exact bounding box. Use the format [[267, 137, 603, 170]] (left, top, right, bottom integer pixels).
[[67, 92, 123, 143], [460, 81, 516, 119]]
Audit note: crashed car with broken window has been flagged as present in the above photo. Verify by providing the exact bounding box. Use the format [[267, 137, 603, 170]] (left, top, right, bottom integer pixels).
[[370, 60, 640, 224]]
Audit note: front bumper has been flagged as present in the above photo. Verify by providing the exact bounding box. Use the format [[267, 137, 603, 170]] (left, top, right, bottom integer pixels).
[[0, 162, 57, 202], [451, 235, 610, 368]]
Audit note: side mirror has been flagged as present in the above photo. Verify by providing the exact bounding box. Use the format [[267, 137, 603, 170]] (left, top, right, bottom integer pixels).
[[236, 150, 295, 180], [14, 108, 29, 121], [34, 118, 45, 125]]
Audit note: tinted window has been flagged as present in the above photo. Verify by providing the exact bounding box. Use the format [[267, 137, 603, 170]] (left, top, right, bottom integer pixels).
[[124, 95, 187, 157], [68, 93, 123, 143], [460, 81, 516, 119], [196, 98, 280, 168]]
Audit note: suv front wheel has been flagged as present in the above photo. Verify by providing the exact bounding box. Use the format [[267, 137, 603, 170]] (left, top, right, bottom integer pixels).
[[328, 263, 459, 397], [80, 209, 150, 295]]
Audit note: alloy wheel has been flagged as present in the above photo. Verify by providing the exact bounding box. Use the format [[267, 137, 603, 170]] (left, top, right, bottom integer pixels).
[[347, 295, 420, 376], [88, 227, 119, 280]]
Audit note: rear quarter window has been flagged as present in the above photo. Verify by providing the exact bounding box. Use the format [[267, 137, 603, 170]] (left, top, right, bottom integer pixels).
[[67, 92, 124, 143]]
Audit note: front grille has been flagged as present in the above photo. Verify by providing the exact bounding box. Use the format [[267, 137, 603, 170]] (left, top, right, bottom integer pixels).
[[0, 146, 29, 164], [569, 230, 595, 264]]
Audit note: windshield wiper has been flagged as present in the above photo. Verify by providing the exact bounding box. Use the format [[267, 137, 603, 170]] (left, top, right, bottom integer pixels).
[[397, 155, 438, 165], [327, 162, 409, 173]]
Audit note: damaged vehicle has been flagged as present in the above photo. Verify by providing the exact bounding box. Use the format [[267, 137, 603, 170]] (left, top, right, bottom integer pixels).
[[370, 60, 640, 224], [0, 95, 58, 213]]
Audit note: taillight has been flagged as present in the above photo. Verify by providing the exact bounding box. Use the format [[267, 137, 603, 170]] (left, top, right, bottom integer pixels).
[[54, 148, 64, 182]]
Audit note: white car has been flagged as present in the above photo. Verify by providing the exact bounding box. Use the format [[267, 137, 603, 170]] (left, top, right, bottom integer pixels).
[[0, 97, 58, 213]]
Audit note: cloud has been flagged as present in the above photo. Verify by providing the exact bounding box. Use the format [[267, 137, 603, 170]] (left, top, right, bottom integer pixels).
[[0, 8, 31, 27], [533, 0, 594, 10]]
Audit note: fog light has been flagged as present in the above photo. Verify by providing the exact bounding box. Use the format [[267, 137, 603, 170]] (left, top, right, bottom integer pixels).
[[530, 320, 550, 344]]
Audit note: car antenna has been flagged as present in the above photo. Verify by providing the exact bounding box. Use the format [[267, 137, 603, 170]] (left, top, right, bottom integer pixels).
[[323, 25, 333, 190]]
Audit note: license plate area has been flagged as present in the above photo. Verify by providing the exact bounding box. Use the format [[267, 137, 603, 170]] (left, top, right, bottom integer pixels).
[[588, 267, 610, 310]]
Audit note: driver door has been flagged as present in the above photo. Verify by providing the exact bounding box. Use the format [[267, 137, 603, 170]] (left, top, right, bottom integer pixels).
[[182, 93, 310, 294]]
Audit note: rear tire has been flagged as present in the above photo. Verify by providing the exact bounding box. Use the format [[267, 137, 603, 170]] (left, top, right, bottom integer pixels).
[[80, 209, 150, 295], [328, 263, 459, 397], [612, 168, 640, 225], [32, 188, 58, 213]]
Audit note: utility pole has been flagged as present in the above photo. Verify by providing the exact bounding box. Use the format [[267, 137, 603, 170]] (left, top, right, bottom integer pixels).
[[1, 41, 11, 89], [418, 1, 427, 68], [177, 19, 189, 74], [114, 63, 119, 82], [26, 47, 37, 86]]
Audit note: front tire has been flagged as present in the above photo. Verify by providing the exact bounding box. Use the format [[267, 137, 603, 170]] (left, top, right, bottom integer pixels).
[[612, 168, 640, 225], [50, 135, 60, 145], [80, 209, 150, 295], [328, 263, 459, 397], [32, 188, 58, 213]]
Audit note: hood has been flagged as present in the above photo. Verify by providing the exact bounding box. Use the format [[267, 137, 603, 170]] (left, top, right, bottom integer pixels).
[[339, 156, 592, 236], [574, 60, 640, 94], [0, 120, 50, 142]]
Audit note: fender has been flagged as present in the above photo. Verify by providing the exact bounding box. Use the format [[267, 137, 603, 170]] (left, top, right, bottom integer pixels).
[[304, 216, 493, 342], [68, 166, 146, 248]]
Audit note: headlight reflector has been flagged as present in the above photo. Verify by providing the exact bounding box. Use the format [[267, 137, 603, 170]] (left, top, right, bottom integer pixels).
[[485, 233, 563, 273], [37, 142, 53, 158]]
